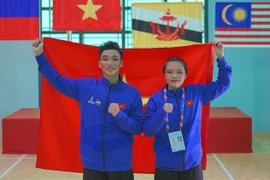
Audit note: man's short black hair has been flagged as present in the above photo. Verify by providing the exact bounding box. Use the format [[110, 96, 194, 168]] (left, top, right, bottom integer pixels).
[[99, 41, 123, 59]]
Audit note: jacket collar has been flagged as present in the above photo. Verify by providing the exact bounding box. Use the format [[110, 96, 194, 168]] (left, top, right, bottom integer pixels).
[[99, 75, 125, 89], [162, 84, 184, 97]]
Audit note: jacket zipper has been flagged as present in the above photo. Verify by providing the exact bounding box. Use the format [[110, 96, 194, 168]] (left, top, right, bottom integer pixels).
[[102, 83, 112, 171], [174, 90, 186, 171]]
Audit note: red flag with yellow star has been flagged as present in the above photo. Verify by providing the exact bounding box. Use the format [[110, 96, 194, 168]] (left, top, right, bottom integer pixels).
[[36, 37, 214, 173], [53, 0, 121, 31]]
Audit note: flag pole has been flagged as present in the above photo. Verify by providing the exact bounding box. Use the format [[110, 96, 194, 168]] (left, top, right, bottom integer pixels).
[[67, 31, 72, 41]]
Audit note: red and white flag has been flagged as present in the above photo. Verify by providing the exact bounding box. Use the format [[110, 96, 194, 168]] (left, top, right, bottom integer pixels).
[[215, 2, 270, 47]]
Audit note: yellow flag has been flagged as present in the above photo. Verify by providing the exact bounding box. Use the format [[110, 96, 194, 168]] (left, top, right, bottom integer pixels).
[[132, 2, 202, 48]]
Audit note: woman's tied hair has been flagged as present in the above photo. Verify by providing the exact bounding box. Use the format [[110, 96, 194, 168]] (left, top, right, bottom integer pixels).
[[162, 56, 188, 74]]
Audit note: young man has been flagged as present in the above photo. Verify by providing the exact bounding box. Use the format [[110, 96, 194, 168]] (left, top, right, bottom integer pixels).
[[32, 38, 143, 180]]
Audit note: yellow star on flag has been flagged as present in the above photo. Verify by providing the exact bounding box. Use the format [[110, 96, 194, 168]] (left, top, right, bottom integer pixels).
[[77, 0, 102, 20], [122, 74, 149, 105]]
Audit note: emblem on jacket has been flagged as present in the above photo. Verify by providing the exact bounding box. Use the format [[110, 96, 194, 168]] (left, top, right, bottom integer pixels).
[[88, 96, 101, 106], [95, 99, 101, 106], [185, 100, 193, 106], [118, 103, 126, 110]]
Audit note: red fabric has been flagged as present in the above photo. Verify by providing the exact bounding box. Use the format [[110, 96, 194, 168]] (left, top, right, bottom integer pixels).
[[207, 107, 252, 153], [36, 37, 214, 173], [53, 0, 121, 31], [2, 108, 40, 154], [0, 18, 39, 40]]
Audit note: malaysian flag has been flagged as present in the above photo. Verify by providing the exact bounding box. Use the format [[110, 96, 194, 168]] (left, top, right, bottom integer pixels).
[[215, 2, 270, 47]]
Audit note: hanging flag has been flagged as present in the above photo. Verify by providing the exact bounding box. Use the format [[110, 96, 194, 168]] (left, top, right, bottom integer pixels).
[[36, 38, 214, 173], [131, 2, 203, 48], [0, 0, 39, 40], [53, 0, 121, 31], [215, 2, 270, 47]]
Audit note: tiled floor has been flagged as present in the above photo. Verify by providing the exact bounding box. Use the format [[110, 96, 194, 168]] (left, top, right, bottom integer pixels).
[[1, 133, 270, 180]]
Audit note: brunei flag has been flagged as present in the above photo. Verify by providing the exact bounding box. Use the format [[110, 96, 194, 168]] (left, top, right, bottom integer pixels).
[[132, 2, 202, 48]]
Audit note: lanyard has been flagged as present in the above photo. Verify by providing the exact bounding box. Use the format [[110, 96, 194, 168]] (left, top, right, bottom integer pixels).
[[163, 87, 185, 132]]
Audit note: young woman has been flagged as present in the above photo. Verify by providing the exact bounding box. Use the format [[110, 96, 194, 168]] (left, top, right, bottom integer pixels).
[[143, 42, 232, 180]]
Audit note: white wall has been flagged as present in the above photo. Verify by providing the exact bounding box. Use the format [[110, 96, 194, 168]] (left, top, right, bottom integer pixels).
[[0, 41, 39, 133]]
